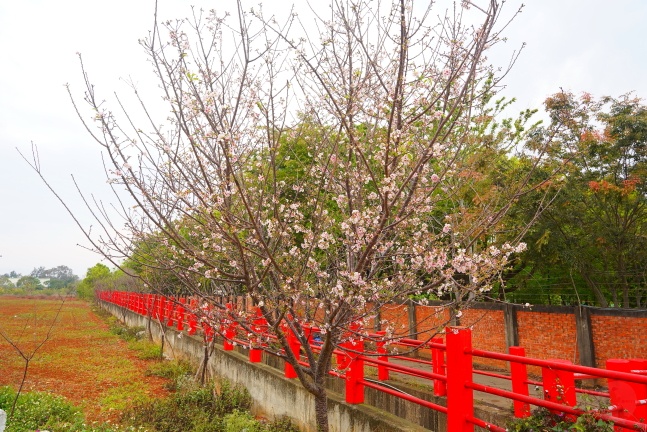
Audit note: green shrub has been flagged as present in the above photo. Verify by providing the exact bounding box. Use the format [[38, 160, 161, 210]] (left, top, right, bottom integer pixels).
[[108, 320, 145, 342], [145, 359, 193, 380], [223, 410, 262, 432], [213, 380, 252, 417], [123, 379, 255, 432], [264, 416, 301, 432], [0, 386, 82, 431], [507, 408, 614, 432], [0, 386, 152, 431]]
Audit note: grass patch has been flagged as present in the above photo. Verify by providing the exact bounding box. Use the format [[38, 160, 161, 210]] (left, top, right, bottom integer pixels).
[[0, 385, 82, 431], [145, 359, 193, 380], [128, 339, 162, 360], [0, 386, 148, 432], [99, 382, 153, 412], [107, 316, 145, 343], [0, 299, 300, 431], [0, 297, 170, 423], [146, 359, 194, 391]]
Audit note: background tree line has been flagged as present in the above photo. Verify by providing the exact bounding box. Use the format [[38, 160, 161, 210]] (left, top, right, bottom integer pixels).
[[0, 265, 79, 293], [82, 91, 647, 309]]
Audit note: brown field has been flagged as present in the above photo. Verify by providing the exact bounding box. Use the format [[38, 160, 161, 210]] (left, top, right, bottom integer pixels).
[[0, 296, 169, 422]]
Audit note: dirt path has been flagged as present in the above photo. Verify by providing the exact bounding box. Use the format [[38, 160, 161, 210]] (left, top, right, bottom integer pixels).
[[0, 296, 170, 422]]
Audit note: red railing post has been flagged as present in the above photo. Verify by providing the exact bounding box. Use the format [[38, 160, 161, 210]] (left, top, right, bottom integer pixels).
[[145, 294, 152, 316], [203, 323, 214, 342], [249, 347, 262, 362], [509, 346, 531, 418], [376, 330, 389, 381], [445, 327, 474, 432], [283, 324, 300, 379], [151, 295, 158, 319], [631, 359, 647, 422], [542, 359, 576, 416], [345, 329, 365, 404], [157, 296, 166, 321], [188, 298, 198, 335], [223, 321, 236, 350], [432, 337, 447, 396], [608, 359, 647, 431], [223, 303, 235, 351], [167, 297, 176, 327], [166, 297, 175, 326], [176, 298, 186, 330], [249, 308, 265, 363]]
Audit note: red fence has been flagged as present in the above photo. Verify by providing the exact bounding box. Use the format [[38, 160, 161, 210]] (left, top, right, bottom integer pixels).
[[99, 291, 647, 432]]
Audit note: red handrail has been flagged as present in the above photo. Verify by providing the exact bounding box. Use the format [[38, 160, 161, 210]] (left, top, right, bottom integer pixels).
[[98, 291, 647, 432]]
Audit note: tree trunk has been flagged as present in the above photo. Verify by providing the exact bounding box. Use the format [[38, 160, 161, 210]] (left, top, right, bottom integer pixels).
[[314, 391, 329, 432], [581, 271, 609, 307], [618, 253, 631, 308]]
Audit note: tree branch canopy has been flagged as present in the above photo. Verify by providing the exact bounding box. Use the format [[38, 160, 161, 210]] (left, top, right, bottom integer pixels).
[[58, 1, 565, 430]]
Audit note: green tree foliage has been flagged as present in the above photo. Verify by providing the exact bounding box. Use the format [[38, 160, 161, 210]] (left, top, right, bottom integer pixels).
[[508, 92, 647, 307], [49, 1, 565, 430], [76, 264, 111, 299], [0, 276, 15, 289], [77, 264, 141, 299], [31, 265, 79, 289], [15, 276, 44, 291]]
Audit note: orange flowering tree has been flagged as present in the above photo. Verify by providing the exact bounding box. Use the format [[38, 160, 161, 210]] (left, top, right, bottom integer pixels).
[[512, 92, 647, 307]]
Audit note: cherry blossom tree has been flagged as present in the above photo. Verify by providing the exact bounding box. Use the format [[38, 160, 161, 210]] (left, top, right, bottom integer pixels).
[[27, 0, 566, 430]]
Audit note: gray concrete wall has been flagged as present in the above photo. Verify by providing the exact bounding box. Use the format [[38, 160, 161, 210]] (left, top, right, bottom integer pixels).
[[100, 301, 431, 432]]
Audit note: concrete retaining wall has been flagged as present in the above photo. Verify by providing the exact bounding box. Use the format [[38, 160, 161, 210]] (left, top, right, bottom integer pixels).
[[100, 301, 437, 432]]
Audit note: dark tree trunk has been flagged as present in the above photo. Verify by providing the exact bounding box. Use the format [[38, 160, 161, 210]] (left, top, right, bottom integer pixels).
[[314, 390, 329, 432]]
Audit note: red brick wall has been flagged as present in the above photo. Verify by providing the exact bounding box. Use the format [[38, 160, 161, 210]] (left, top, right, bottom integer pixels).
[[516, 310, 578, 375], [591, 315, 647, 368], [379, 303, 410, 337], [462, 308, 508, 369], [238, 295, 647, 373], [415, 305, 450, 340]]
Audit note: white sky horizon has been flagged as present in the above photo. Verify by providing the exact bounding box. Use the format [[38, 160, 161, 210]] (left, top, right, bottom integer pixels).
[[1, 0, 646, 278]]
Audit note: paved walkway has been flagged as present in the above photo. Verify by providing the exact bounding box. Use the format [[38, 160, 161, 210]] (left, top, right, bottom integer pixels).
[[373, 357, 606, 413]]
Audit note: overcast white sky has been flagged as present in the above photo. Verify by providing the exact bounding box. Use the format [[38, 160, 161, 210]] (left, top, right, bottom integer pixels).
[[1, 0, 646, 278]]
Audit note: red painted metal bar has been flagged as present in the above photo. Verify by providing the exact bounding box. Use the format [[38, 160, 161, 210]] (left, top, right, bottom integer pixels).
[[509, 346, 530, 418], [471, 349, 647, 385], [99, 292, 647, 432], [363, 356, 445, 381], [474, 369, 611, 398], [376, 331, 389, 380], [345, 332, 365, 404], [432, 336, 446, 396], [362, 379, 448, 413], [467, 381, 647, 431], [446, 327, 474, 432], [608, 359, 647, 432], [389, 355, 433, 366], [466, 415, 506, 432]]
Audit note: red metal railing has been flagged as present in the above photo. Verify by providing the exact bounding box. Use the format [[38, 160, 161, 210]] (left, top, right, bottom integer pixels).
[[98, 291, 647, 432]]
